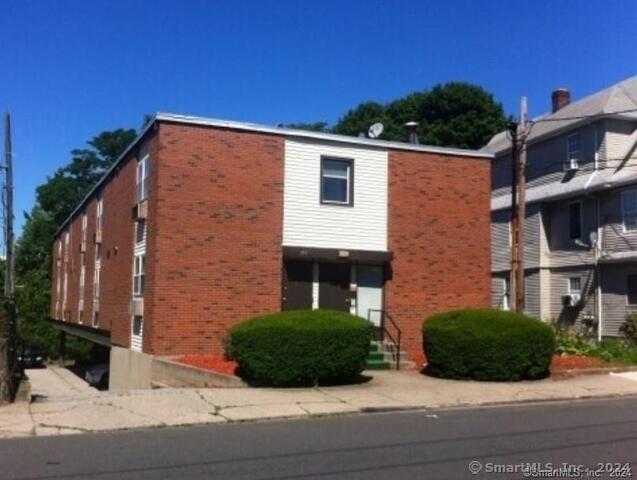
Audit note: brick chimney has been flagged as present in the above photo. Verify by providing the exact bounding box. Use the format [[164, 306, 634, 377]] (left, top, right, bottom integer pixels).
[[551, 88, 571, 113]]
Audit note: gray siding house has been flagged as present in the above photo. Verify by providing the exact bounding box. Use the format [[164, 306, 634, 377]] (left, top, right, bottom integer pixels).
[[484, 76, 637, 339]]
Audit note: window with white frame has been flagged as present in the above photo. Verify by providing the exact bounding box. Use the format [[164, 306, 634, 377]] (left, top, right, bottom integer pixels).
[[96, 197, 103, 231], [321, 157, 352, 205], [93, 267, 100, 299], [622, 190, 637, 232], [132, 316, 143, 336], [81, 212, 88, 241], [136, 220, 146, 244], [568, 277, 582, 295], [79, 264, 86, 290], [136, 155, 150, 202], [569, 201, 583, 240], [567, 133, 581, 166], [133, 254, 145, 297], [627, 274, 637, 306]]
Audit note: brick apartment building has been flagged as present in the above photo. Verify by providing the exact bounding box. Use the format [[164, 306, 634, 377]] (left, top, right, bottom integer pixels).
[[50, 113, 492, 387]]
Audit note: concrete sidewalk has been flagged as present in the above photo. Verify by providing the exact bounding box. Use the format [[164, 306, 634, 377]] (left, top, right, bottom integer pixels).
[[3, 368, 637, 438]]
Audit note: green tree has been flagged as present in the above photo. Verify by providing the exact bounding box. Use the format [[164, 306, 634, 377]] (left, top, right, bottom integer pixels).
[[417, 82, 508, 149], [16, 127, 136, 360], [332, 102, 392, 139], [36, 128, 136, 225], [332, 82, 506, 149]]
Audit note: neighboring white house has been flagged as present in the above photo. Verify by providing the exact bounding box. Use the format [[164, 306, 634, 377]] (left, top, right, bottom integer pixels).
[[484, 76, 637, 338]]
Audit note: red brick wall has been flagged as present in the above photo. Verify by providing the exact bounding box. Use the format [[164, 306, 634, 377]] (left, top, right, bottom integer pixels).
[[146, 123, 284, 356], [50, 133, 159, 346], [386, 150, 491, 366]]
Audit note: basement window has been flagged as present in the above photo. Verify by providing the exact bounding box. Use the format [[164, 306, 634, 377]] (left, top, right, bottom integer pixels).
[[321, 157, 353, 205]]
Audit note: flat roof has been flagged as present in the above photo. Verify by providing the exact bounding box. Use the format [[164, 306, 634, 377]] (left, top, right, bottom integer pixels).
[[55, 112, 493, 235]]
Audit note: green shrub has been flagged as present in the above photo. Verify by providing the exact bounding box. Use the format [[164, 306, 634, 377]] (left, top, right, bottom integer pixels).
[[552, 326, 595, 356], [620, 313, 637, 344], [228, 310, 373, 386], [423, 309, 555, 381], [590, 339, 637, 365]]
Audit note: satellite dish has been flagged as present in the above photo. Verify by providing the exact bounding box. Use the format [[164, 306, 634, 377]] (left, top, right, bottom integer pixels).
[[368, 122, 384, 139]]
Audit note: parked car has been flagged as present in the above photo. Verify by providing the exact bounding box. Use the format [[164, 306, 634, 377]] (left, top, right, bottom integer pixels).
[[85, 363, 109, 389], [18, 346, 45, 369]]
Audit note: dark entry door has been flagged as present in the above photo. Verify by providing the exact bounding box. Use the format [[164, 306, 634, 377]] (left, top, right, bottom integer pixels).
[[282, 261, 313, 310], [319, 263, 351, 311]]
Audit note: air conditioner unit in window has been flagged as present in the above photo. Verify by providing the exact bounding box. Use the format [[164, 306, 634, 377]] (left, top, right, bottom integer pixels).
[[132, 200, 148, 220], [129, 298, 144, 316], [94, 229, 102, 244], [562, 293, 581, 307], [563, 159, 579, 171]]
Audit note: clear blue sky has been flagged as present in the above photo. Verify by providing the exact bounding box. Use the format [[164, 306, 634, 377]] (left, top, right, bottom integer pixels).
[[1, 0, 636, 234]]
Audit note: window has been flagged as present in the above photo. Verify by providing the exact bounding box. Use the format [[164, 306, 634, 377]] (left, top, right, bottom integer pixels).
[[136, 220, 146, 244], [93, 268, 100, 299], [567, 133, 581, 165], [568, 277, 582, 295], [502, 277, 510, 311], [96, 197, 103, 231], [133, 316, 143, 336], [569, 201, 583, 240], [321, 158, 352, 205], [79, 264, 86, 289], [92, 311, 99, 328], [81, 212, 88, 241], [622, 191, 637, 232], [627, 275, 637, 306], [136, 155, 150, 202], [133, 255, 145, 296]]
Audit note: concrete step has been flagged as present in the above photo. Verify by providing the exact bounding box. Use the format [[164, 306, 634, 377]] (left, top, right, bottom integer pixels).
[[365, 359, 391, 370], [368, 341, 414, 370]]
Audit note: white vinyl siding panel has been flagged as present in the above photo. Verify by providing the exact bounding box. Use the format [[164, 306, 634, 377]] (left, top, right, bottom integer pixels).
[[524, 269, 541, 319], [603, 119, 637, 163], [550, 267, 596, 328], [600, 186, 637, 255], [546, 197, 596, 267], [491, 204, 540, 272], [491, 211, 510, 272], [283, 138, 388, 251], [600, 264, 637, 337]]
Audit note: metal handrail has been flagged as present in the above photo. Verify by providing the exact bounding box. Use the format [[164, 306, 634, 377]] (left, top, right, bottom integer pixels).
[[367, 309, 402, 370]]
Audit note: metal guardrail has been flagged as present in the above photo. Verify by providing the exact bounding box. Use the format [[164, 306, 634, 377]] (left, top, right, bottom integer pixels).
[[367, 309, 402, 371]]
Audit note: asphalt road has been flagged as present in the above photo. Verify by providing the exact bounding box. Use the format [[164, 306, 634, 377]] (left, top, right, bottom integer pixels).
[[2, 398, 637, 480]]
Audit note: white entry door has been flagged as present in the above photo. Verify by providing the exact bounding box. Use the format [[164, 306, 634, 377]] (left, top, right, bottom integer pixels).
[[357, 265, 383, 327]]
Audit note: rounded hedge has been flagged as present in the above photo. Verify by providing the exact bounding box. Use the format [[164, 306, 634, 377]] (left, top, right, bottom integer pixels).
[[423, 309, 555, 381], [228, 310, 374, 386]]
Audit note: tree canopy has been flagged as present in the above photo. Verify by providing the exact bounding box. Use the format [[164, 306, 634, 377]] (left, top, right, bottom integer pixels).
[[16, 128, 136, 359], [36, 128, 136, 225], [296, 82, 507, 150]]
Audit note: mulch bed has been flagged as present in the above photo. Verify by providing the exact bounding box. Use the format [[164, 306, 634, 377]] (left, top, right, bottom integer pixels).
[[550, 354, 609, 372], [174, 355, 238, 376]]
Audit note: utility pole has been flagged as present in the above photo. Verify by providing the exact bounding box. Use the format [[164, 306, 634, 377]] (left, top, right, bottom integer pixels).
[[1, 112, 16, 402], [510, 98, 528, 313]]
